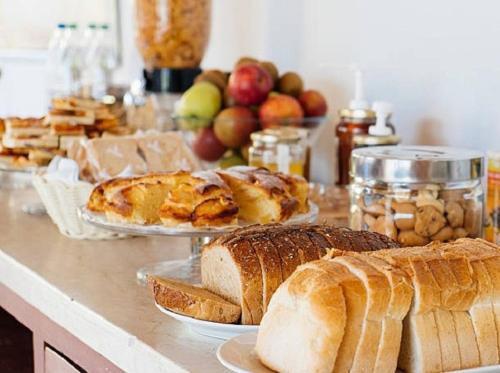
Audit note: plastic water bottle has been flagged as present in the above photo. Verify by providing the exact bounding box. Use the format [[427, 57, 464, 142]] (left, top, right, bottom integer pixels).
[[46, 23, 66, 99], [62, 23, 82, 95], [80, 23, 98, 97]]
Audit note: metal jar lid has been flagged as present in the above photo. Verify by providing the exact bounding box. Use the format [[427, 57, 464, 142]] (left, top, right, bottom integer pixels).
[[351, 146, 485, 183], [250, 128, 303, 146], [353, 134, 401, 147], [338, 108, 376, 122]]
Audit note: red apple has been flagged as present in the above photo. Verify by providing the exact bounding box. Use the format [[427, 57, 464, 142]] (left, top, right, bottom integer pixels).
[[213, 106, 258, 148], [192, 127, 227, 162], [258, 94, 304, 128], [298, 90, 328, 117], [228, 63, 273, 106]]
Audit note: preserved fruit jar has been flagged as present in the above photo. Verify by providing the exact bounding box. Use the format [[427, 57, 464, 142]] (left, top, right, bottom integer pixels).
[[136, 0, 212, 69], [350, 146, 485, 246]]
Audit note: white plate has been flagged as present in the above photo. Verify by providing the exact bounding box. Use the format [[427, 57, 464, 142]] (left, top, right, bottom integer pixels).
[[78, 202, 319, 237], [155, 302, 258, 340], [217, 332, 272, 373], [217, 332, 500, 373]]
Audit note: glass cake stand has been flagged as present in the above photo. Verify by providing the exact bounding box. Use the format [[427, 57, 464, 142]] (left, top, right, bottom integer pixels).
[[78, 203, 319, 285]]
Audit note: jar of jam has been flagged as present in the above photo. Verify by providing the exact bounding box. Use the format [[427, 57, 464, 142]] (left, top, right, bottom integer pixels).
[[486, 151, 500, 244], [249, 128, 307, 177]]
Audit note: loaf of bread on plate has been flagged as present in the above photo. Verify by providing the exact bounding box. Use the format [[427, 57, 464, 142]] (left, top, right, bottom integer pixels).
[[148, 276, 241, 323], [201, 224, 400, 325], [256, 238, 500, 373]]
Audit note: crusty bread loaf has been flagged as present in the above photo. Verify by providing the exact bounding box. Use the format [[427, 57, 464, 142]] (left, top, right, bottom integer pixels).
[[148, 276, 241, 323], [201, 224, 400, 325]]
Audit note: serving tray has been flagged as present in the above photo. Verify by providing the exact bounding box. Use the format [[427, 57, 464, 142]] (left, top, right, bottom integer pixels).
[[155, 302, 258, 340]]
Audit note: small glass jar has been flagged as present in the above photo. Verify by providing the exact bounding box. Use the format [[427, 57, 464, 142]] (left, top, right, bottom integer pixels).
[[249, 128, 306, 177], [350, 146, 485, 246]]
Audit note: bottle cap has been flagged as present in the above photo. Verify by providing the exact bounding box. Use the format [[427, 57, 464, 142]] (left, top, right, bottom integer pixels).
[[349, 70, 369, 110], [369, 101, 393, 136]]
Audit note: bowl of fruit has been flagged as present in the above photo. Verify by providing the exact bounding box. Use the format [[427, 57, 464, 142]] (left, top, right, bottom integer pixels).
[[173, 57, 329, 167]]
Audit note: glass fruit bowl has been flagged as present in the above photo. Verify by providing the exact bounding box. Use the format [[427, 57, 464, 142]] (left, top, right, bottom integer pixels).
[[172, 115, 331, 170]]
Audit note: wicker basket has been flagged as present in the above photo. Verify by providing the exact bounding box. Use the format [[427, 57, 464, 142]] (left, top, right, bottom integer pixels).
[[33, 175, 127, 240]]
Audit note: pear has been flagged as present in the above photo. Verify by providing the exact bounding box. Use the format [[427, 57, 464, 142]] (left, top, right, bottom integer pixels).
[[175, 82, 222, 130]]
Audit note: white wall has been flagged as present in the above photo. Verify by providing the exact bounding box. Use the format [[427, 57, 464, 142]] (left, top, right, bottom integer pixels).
[[2, 0, 500, 183]]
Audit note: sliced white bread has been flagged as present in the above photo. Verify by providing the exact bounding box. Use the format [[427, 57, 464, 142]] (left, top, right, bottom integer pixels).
[[303, 260, 367, 373], [148, 276, 241, 323], [371, 250, 443, 373], [256, 263, 347, 373], [350, 253, 413, 373], [441, 241, 500, 365], [332, 255, 391, 373]]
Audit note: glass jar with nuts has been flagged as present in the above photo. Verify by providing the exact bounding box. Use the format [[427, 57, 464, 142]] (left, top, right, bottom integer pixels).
[[350, 146, 485, 246]]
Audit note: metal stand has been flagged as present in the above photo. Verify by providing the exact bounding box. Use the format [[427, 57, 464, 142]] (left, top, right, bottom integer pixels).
[[136, 236, 212, 285]]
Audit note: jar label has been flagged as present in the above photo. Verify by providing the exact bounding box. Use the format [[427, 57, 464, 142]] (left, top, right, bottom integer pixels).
[[277, 144, 291, 173]]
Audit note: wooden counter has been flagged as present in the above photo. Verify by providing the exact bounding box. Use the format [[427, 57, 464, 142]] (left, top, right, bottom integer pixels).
[[0, 189, 229, 372]]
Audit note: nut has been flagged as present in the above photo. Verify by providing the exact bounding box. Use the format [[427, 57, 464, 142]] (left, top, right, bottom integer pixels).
[[440, 188, 468, 201], [464, 200, 482, 237], [363, 213, 377, 229], [363, 203, 387, 217], [392, 202, 416, 230], [350, 209, 363, 230], [416, 190, 445, 214], [431, 226, 454, 242], [453, 227, 468, 239], [445, 201, 464, 228], [372, 215, 398, 241], [415, 205, 447, 237], [398, 230, 430, 247]]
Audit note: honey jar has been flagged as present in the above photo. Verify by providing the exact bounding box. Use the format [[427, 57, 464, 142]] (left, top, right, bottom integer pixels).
[[249, 128, 307, 177]]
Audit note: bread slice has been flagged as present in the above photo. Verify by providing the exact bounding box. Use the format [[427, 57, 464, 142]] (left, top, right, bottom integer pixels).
[[148, 276, 241, 323], [332, 255, 391, 373], [371, 250, 443, 373], [440, 241, 500, 365], [248, 234, 283, 313], [349, 253, 413, 373], [256, 262, 348, 373], [201, 235, 263, 325], [304, 260, 367, 373]]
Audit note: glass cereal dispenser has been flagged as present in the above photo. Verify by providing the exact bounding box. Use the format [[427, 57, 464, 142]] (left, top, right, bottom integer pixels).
[[350, 146, 485, 246]]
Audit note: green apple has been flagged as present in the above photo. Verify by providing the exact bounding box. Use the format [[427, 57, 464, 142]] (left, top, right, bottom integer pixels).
[[176, 82, 222, 131]]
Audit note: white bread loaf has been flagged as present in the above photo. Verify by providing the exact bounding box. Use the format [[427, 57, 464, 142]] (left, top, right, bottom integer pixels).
[[256, 238, 500, 373]]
